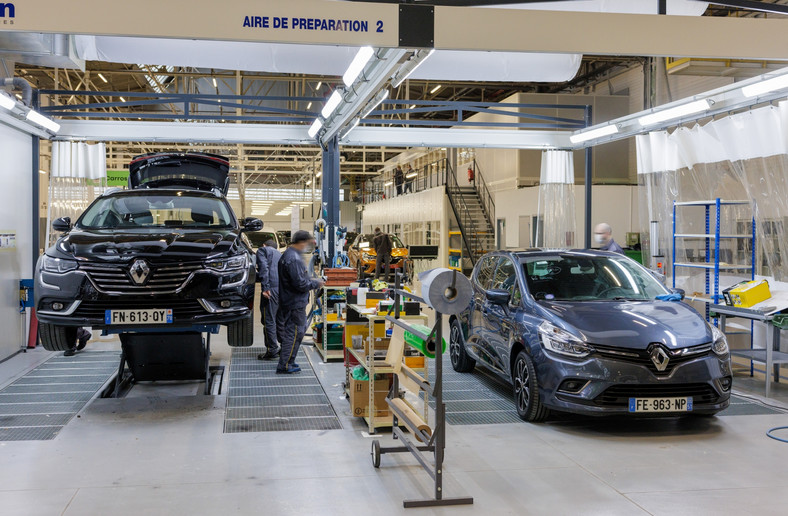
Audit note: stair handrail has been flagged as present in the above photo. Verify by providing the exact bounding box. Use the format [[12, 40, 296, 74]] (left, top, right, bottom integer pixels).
[[471, 159, 496, 228], [446, 168, 485, 266]]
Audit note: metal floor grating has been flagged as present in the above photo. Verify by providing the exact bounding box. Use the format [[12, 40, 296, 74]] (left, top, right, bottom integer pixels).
[[430, 356, 783, 425], [0, 351, 119, 441], [224, 347, 341, 433]]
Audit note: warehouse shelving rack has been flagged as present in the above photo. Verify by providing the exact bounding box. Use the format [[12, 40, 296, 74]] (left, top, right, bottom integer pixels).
[[314, 286, 347, 362], [672, 198, 755, 311], [673, 199, 757, 376]]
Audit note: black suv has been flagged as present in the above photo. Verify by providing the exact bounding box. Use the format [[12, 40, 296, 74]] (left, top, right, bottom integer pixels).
[[35, 152, 262, 350]]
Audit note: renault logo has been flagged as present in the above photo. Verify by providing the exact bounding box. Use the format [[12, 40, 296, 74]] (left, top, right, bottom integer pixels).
[[129, 259, 150, 285], [649, 345, 670, 372]]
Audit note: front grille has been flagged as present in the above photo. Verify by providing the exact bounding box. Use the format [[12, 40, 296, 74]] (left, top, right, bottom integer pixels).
[[592, 343, 711, 376], [73, 299, 207, 321], [80, 262, 203, 294], [594, 383, 720, 407]]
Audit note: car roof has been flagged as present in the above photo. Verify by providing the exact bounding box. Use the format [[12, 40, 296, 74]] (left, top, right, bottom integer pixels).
[[485, 248, 623, 260]]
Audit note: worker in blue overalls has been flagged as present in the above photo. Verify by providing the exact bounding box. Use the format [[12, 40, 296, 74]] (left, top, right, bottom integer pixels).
[[256, 239, 282, 361], [276, 230, 324, 374]]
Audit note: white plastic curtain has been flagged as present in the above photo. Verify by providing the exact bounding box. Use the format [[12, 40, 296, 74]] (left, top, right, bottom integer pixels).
[[47, 142, 107, 247], [636, 102, 788, 293], [536, 150, 576, 248]]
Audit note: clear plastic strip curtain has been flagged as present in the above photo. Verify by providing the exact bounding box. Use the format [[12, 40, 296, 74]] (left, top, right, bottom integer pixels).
[[636, 102, 788, 298], [536, 150, 576, 248], [47, 142, 107, 247]]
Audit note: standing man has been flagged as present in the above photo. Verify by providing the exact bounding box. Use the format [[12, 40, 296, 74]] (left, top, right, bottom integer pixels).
[[404, 164, 414, 194], [276, 230, 324, 374], [372, 227, 393, 283], [594, 222, 625, 254], [256, 239, 282, 361], [394, 165, 404, 196]]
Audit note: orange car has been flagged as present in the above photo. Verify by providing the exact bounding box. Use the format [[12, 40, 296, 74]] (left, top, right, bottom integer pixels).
[[348, 233, 410, 279]]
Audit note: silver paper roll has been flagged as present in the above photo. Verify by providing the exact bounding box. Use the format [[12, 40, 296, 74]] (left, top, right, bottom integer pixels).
[[418, 267, 473, 315]]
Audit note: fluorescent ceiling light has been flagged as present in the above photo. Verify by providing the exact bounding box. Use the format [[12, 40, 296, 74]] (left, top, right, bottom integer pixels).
[[0, 93, 15, 110], [97, 73, 108, 83], [307, 102, 312, 109], [342, 46, 375, 86], [119, 97, 126, 102], [406, 172, 417, 179], [392, 49, 434, 88], [384, 181, 393, 187], [430, 85, 442, 94], [306, 180, 312, 186], [638, 99, 711, 127], [25, 109, 60, 133], [409, 104, 415, 110], [308, 118, 323, 138], [316, 170, 322, 178], [212, 77, 218, 88], [15, 94, 21, 100], [316, 81, 322, 90], [569, 124, 619, 144], [39, 169, 47, 175], [321, 90, 343, 118], [742, 73, 788, 98]]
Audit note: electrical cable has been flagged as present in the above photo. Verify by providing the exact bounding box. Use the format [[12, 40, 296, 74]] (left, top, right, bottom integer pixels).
[[766, 426, 788, 443]]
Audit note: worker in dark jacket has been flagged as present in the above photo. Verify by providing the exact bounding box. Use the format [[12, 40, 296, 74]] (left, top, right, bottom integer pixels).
[[372, 227, 393, 283], [276, 230, 324, 374], [256, 240, 282, 361]]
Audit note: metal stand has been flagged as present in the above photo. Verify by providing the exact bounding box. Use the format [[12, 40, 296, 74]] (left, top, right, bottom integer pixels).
[[111, 330, 215, 397], [371, 272, 473, 508]]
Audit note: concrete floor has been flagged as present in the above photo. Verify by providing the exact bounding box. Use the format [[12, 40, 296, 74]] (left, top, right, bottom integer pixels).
[[2, 316, 788, 516]]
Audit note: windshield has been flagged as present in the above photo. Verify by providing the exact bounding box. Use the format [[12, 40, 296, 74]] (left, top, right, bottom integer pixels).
[[77, 191, 235, 230], [246, 231, 279, 248], [356, 233, 405, 250], [523, 254, 668, 301]]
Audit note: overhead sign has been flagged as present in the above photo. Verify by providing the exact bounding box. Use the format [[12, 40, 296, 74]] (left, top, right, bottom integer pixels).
[[0, 0, 399, 47]]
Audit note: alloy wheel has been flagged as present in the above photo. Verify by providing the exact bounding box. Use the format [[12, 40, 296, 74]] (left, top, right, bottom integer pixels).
[[449, 324, 461, 366], [514, 357, 530, 412]]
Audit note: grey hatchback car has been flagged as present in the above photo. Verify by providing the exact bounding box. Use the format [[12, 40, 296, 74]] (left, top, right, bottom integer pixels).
[[450, 250, 732, 421]]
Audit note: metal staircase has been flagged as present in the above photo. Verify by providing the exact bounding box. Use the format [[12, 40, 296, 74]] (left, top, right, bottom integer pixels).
[[446, 160, 496, 271]]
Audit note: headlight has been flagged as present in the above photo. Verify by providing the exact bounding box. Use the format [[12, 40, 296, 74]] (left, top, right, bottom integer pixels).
[[711, 324, 729, 356], [41, 255, 78, 273], [205, 254, 248, 272], [538, 321, 590, 358], [362, 252, 373, 261]]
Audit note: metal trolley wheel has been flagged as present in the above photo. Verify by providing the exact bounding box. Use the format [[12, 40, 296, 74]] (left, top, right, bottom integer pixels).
[[371, 440, 381, 468]]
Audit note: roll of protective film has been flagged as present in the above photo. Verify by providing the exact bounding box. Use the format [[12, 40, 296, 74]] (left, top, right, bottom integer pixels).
[[403, 324, 446, 359], [418, 267, 472, 315], [388, 397, 432, 443]]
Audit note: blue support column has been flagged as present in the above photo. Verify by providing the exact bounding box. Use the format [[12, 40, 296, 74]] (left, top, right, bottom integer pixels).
[[584, 105, 593, 249], [321, 136, 341, 267]]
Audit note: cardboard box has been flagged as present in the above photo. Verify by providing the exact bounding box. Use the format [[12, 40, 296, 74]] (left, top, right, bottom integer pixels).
[[364, 337, 390, 356], [349, 376, 392, 417], [404, 355, 425, 369]]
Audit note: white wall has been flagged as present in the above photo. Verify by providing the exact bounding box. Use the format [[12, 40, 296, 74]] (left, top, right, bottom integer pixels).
[[495, 185, 640, 249], [0, 125, 34, 360]]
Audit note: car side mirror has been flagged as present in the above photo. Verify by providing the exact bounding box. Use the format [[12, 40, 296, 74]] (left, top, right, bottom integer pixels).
[[485, 288, 510, 306], [241, 217, 263, 232], [52, 217, 72, 232], [671, 288, 686, 300]]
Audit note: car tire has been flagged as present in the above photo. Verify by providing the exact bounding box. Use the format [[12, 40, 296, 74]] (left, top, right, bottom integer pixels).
[[513, 350, 549, 422], [38, 323, 77, 352], [227, 314, 253, 347], [449, 318, 475, 373]]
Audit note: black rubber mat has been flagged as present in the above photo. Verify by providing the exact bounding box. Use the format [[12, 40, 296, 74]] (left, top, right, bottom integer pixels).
[[224, 347, 342, 433], [0, 351, 119, 441], [431, 356, 784, 424]]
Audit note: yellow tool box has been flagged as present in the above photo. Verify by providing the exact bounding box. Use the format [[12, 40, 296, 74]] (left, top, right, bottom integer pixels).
[[722, 279, 771, 308]]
